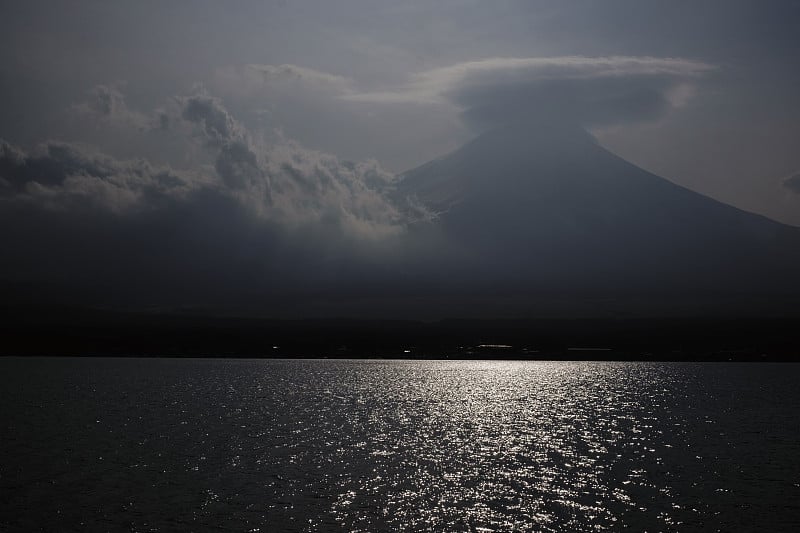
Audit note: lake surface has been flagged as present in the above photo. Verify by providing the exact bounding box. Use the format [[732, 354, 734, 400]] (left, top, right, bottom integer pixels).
[[1, 359, 798, 531]]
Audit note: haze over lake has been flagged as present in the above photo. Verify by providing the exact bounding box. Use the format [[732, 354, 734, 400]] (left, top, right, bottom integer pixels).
[[3, 358, 798, 531]]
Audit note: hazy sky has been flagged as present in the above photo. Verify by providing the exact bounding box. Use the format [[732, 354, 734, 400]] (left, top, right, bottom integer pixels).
[[1, 1, 799, 315]]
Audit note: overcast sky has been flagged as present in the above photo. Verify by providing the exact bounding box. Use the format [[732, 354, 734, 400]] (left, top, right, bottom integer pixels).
[[1, 1, 799, 316]]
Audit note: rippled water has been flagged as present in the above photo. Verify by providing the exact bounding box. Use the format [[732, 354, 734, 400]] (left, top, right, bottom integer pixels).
[[1, 359, 799, 531]]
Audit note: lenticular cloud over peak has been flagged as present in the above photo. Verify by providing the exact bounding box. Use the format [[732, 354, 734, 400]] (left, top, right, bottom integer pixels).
[[350, 55, 713, 129]]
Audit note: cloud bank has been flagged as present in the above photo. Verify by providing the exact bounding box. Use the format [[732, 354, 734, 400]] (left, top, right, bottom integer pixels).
[[0, 138, 199, 213], [4, 89, 424, 238], [0, 88, 440, 311]]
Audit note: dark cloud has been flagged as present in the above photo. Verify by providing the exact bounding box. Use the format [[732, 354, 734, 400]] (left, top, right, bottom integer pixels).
[[180, 93, 244, 145], [215, 141, 265, 190], [0, 138, 193, 212], [0, 140, 26, 191], [783, 173, 800, 194], [177, 93, 269, 191], [0, 93, 417, 235]]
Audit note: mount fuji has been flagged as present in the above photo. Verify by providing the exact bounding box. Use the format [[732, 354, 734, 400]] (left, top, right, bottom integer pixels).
[[396, 120, 800, 314]]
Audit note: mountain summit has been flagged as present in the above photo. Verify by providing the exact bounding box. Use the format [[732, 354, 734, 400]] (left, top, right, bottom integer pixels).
[[398, 121, 800, 312]]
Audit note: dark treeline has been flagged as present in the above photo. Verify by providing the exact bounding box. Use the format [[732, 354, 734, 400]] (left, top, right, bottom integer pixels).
[[2, 306, 799, 361]]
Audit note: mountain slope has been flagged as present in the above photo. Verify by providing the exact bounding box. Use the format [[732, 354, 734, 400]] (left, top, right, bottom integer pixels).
[[398, 121, 800, 299]]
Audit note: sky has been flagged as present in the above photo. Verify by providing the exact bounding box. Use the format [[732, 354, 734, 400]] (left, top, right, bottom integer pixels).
[[1, 1, 799, 316]]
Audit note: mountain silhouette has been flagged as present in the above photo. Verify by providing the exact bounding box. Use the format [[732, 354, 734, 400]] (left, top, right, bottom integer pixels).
[[398, 120, 800, 311]]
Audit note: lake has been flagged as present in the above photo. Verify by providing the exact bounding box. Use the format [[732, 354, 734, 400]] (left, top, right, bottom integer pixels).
[[1, 358, 798, 531]]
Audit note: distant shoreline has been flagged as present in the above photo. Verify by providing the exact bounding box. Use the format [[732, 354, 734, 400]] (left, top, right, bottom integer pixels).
[[2, 355, 794, 362], [2, 306, 798, 361]]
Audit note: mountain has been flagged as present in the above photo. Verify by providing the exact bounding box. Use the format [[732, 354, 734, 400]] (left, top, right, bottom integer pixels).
[[397, 121, 800, 313]]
